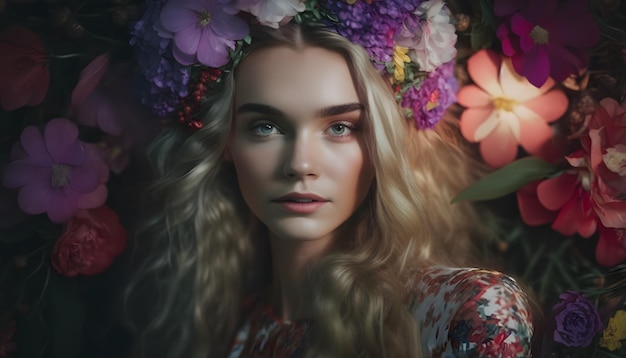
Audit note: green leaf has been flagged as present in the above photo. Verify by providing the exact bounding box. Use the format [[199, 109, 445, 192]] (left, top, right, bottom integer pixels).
[[452, 157, 561, 203]]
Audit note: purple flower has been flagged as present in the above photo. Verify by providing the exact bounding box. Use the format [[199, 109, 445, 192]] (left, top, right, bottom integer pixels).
[[495, 0, 600, 87], [402, 60, 457, 129], [73, 64, 162, 174], [552, 290, 603, 347], [160, 0, 249, 67], [130, 0, 190, 116], [1, 119, 109, 223], [324, 0, 426, 64]]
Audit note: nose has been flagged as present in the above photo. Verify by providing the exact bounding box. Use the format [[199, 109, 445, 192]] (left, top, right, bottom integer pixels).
[[282, 132, 320, 179]]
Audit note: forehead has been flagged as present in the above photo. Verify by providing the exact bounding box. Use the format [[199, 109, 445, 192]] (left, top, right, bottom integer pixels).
[[234, 46, 360, 114]]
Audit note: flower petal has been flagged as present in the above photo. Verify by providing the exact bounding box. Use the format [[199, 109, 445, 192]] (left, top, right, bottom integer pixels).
[[71, 53, 109, 108], [479, 122, 518, 167], [537, 173, 578, 211], [18, 126, 50, 164], [456, 85, 492, 107], [467, 49, 503, 97], [551, 196, 583, 236], [69, 165, 100, 193], [210, 11, 249, 40], [160, 3, 199, 32], [521, 45, 550, 88], [596, 226, 626, 267], [173, 24, 201, 55], [500, 57, 551, 101], [517, 181, 557, 225], [515, 106, 556, 155], [47, 189, 79, 223], [459, 107, 495, 142], [76, 185, 108, 209], [2, 161, 50, 188], [520, 89, 568, 122], [44, 119, 85, 165], [17, 182, 52, 215], [196, 28, 230, 67]]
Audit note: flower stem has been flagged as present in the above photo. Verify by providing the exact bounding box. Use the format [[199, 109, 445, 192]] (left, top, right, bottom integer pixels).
[[49, 53, 83, 59]]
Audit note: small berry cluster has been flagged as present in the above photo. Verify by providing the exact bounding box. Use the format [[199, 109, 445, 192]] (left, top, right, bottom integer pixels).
[[176, 68, 222, 131]]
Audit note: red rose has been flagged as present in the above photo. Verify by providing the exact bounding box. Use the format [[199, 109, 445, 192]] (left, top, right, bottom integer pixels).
[[51, 206, 126, 276], [0, 25, 50, 111]]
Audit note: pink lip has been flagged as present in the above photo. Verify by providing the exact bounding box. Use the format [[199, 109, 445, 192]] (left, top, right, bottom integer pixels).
[[272, 192, 329, 214]]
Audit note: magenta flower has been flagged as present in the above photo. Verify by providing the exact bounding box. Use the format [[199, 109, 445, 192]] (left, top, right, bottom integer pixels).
[[495, 0, 600, 87], [159, 0, 249, 68], [2, 118, 109, 223]]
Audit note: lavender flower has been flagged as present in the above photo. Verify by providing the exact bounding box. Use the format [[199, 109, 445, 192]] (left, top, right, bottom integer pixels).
[[552, 290, 603, 347], [130, 0, 190, 116], [2, 119, 109, 223], [402, 60, 457, 129], [323, 0, 426, 64]]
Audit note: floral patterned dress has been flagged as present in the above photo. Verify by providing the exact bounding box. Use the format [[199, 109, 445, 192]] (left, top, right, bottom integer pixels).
[[228, 266, 533, 357]]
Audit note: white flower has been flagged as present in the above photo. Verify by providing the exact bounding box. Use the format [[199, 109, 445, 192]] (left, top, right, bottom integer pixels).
[[234, 0, 306, 29], [395, 0, 457, 72]]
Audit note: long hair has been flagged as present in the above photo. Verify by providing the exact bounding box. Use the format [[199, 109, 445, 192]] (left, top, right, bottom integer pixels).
[[124, 24, 493, 358]]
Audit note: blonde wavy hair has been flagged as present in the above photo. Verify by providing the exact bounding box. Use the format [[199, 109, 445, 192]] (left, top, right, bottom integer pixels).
[[124, 24, 494, 358]]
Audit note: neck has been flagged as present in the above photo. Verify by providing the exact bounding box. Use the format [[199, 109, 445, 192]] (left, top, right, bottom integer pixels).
[[268, 235, 335, 320]]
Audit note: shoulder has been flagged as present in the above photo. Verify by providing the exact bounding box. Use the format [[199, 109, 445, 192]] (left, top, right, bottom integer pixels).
[[406, 266, 533, 357]]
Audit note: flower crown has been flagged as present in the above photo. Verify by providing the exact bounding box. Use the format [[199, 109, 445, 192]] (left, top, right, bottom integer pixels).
[[131, 0, 460, 131]]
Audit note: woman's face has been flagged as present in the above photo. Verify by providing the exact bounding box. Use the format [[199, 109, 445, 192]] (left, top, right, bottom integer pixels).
[[227, 46, 374, 243]]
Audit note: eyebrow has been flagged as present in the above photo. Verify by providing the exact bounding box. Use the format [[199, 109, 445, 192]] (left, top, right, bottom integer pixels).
[[236, 102, 364, 118]]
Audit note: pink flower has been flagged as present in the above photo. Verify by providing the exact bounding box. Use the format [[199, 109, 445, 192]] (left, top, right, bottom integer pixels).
[[0, 25, 49, 111], [495, 0, 600, 87], [395, 0, 457, 72], [233, 0, 306, 29], [586, 98, 626, 229], [159, 0, 249, 67], [1, 119, 109, 223], [457, 49, 568, 167]]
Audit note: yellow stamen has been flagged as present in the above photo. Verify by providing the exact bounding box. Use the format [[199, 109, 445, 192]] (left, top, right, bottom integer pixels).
[[493, 97, 517, 112], [197, 10, 212, 28]]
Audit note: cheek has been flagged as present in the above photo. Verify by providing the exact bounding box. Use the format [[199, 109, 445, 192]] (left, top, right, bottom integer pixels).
[[230, 143, 279, 194]]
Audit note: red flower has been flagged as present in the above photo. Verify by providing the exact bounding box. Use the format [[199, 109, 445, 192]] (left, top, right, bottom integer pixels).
[[516, 98, 626, 266], [51, 206, 126, 276], [585, 98, 626, 229], [0, 25, 50, 111]]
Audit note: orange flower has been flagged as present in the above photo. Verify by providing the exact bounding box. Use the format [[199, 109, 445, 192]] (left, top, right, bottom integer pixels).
[[457, 49, 568, 167]]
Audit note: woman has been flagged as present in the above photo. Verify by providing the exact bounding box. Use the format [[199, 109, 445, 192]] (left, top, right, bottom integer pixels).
[[125, 10, 532, 358]]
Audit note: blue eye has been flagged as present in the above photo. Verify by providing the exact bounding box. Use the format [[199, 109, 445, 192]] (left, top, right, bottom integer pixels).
[[252, 122, 280, 136], [327, 122, 354, 136]]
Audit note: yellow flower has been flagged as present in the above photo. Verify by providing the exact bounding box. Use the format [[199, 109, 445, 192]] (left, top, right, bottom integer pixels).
[[599, 310, 626, 351], [392, 45, 411, 84]]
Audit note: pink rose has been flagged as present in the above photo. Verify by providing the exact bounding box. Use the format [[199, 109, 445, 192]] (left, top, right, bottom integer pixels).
[[586, 98, 626, 229], [51, 206, 126, 276]]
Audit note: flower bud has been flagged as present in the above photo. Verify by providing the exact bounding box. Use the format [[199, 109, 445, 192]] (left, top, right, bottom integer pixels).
[[454, 13, 470, 32]]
